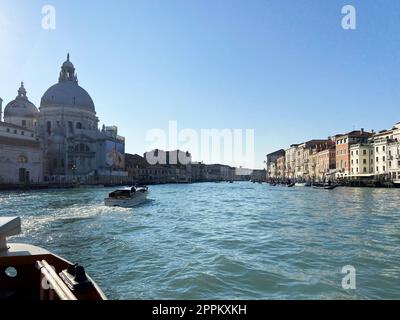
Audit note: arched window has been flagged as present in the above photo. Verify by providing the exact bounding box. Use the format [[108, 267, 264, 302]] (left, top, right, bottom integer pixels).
[[76, 122, 82, 130]]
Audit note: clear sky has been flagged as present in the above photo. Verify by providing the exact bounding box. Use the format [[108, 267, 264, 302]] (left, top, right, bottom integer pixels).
[[1, 0, 400, 168]]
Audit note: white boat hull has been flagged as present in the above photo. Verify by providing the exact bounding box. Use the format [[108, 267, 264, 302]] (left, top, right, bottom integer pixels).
[[295, 183, 306, 187], [104, 191, 149, 208]]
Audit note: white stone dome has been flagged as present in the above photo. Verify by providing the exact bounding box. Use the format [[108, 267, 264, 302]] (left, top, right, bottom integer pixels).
[[41, 81, 95, 111], [40, 54, 95, 112], [4, 82, 39, 118]]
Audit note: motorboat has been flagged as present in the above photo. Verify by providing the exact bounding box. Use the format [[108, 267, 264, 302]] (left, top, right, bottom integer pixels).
[[295, 182, 306, 187], [0, 217, 106, 300], [104, 186, 149, 208], [295, 182, 311, 187], [287, 183, 296, 188]]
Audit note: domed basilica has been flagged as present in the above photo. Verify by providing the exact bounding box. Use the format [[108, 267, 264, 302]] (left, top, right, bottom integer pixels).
[[0, 55, 126, 184]]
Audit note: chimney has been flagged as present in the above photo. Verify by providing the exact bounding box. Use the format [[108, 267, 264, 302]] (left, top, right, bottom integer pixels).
[[0, 97, 3, 122]]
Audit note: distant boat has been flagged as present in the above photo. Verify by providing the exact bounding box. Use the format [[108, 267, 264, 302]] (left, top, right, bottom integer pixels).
[[104, 186, 149, 208], [0, 217, 106, 300], [295, 182, 311, 187], [287, 183, 295, 188], [312, 184, 338, 190], [295, 182, 306, 187]]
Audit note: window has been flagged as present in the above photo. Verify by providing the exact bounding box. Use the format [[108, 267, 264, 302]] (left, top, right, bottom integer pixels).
[[376, 147, 378, 152], [17, 155, 28, 163], [68, 122, 74, 134], [363, 167, 367, 173], [389, 161, 392, 168], [363, 159, 367, 164], [383, 156, 386, 162], [22, 120, 26, 127], [76, 122, 82, 130], [383, 146, 386, 152], [21, 131, 24, 136], [47, 121, 51, 135], [14, 130, 17, 134], [376, 157, 379, 162], [383, 166, 386, 171], [356, 150, 359, 155], [6, 128, 10, 133], [363, 150, 367, 155]]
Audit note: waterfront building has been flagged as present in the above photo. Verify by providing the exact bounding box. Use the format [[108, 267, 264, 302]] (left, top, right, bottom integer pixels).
[[349, 143, 374, 178], [335, 129, 373, 179], [204, 164, 235, 182], [0, 84, 43, 184], [309, 148, 319, 181], [266, 149, 285, 179], [143, 149, 193, 183], [370, 128, 398, 180], [294, 140, 333, 180], [387, 140, 400, 182], [315, 145, 336, 181], [250, 169, 267, 182], [37, 55, 127, 181], [268, 161, 278, 179], [285, 144, 299, 179], [276, 155, 286, 179], [191, 162, 207, 182]]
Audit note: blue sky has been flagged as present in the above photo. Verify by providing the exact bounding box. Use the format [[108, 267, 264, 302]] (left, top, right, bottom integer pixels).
[[1, 0, 400, 168]]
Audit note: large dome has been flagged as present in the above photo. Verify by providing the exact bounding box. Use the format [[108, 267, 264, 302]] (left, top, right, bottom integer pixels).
[[40, 54, 95, 112], [4, 82, 39, 118], [41, 81, 95, 111]]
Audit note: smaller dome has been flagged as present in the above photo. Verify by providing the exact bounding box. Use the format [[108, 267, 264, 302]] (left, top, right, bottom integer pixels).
[[4, 82, 39, 118]]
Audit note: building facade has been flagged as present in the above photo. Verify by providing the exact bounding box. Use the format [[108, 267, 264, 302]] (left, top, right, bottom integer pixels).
[[285, 144, 299, 179], [0, 84, 43, 184], [266, 149, 285, 179], [335, 130, 372, 179], [37, 55, 127, 181], [350, 143, 374, 177]]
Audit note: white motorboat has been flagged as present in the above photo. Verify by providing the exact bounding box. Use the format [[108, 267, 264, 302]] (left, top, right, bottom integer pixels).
[[295, 182, 306, 187], [295, 182, 311, 187], [104, 186, 149, 208]]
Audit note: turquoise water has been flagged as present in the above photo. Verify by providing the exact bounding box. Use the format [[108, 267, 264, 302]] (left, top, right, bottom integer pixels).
[[1, 182, 399, 299]]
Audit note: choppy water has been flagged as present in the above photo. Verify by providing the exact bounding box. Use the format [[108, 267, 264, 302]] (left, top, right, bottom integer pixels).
[[1, 182, 399, 299]]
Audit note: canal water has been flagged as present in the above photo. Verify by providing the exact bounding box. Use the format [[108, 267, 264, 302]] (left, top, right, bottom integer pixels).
[[0, 182, 399, 299]]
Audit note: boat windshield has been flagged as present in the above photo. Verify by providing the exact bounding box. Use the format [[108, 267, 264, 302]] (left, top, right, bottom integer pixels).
[[108, 189, 133, 198]]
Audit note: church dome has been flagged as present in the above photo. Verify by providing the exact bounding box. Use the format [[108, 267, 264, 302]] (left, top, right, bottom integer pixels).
[[4, 82, 39, 118], [40, 54, 95, 112]]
